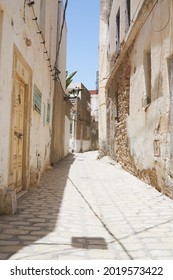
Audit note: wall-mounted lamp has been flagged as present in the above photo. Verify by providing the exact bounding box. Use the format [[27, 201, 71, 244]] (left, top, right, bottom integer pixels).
[[64, 87, 84, 101]]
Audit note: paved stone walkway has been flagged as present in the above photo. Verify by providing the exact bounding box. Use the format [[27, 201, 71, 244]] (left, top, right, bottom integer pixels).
[[0, 151, 173, 259]]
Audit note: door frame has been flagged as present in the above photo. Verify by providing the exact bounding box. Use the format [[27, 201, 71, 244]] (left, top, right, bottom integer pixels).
[[8, 45, 32, 191]]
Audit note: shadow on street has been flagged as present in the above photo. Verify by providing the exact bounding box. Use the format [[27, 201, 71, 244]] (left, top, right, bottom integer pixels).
[[0, 154, 75, 259]]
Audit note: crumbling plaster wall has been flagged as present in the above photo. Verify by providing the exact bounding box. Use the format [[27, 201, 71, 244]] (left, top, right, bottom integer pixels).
[[127, 1, 172, 196], [107, 0, 173, 197]]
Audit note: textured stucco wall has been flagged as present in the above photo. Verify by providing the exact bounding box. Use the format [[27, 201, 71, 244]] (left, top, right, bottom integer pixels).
[[126, 0, 172, 196], [0, 0, 66, 194], [99, 1, 109, 153], [51, 80, 65, 163], [99, 0, 173, 197], [64, 115, 70, 157]]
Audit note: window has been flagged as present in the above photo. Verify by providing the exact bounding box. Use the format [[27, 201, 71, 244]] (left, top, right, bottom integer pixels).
[[43, 102, 46, 126], [126, 89, 130, 116], [168, 57, 173, 91], [125, 0, 131, 33], [115, 91, 119, 122], [116, 9, 120, 53], [143, 50, 151, 106], [70, 122, 72, 133], [47, 101, 51, 123], [33, 85, 42, 114]]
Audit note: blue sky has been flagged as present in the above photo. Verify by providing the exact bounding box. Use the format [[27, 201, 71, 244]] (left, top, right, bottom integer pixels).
[[65, 0, 100, 90]]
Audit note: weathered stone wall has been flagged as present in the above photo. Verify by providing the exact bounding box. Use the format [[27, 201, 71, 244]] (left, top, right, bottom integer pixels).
[[108, 49, 172, 197], [108, 48, 162, 194], [109, 52, 133, 166], [99, 0, 173, 198]]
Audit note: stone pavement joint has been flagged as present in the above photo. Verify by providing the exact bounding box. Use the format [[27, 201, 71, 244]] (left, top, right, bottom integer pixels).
[[68, 176, 133, 260], [0, 151, 173, 259]]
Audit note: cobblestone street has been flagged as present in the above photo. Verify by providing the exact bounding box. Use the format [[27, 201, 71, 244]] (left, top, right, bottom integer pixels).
[[0, 151, 173, 260]]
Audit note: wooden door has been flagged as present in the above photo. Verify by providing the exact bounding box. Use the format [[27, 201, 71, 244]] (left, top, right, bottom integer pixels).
[[12, 78, 25, 193]]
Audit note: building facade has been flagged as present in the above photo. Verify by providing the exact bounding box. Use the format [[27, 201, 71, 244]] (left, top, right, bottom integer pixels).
[[90, 90, 99, 150], [0, 0, 67, 214], [51, 0, 67, 164], [69, 83, 91, 153], [99, 0, 173, 197], [64, 100, 72, 157]]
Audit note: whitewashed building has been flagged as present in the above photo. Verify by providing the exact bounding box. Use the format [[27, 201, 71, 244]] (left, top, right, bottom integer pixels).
[[68, 83, 91, 153], [0, 0, 67, 214]]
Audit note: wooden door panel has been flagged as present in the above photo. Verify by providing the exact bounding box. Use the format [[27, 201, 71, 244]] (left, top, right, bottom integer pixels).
[[12, 78, 25, 192], [19, 111, 23, 130], [17, 162, 22, 191]]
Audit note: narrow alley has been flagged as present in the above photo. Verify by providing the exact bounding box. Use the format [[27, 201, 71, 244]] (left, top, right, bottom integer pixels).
[[0, 151, 173, 260]]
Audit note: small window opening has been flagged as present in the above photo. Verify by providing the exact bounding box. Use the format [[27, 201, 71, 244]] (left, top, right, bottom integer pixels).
[[70, 122, 72, 133], [127, 0, 131, 26], [126, 0, 131, 32], [116, 9, 120, 53], [143, 50, 151, 106]]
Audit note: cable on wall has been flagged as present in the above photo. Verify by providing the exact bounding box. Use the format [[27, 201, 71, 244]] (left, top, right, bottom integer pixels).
[[25, 0, 57, 80], [151, 0, 170, 32]]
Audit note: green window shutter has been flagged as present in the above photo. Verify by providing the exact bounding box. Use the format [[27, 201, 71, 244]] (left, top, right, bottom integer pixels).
[[33, 85, 42, 114], [47, 101, 51, 123]]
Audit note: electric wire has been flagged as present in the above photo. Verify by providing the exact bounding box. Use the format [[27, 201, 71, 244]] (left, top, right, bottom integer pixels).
[[25, 0, 64, 81], [151, 0, 170, 32], [30, 5, 54, 74]]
